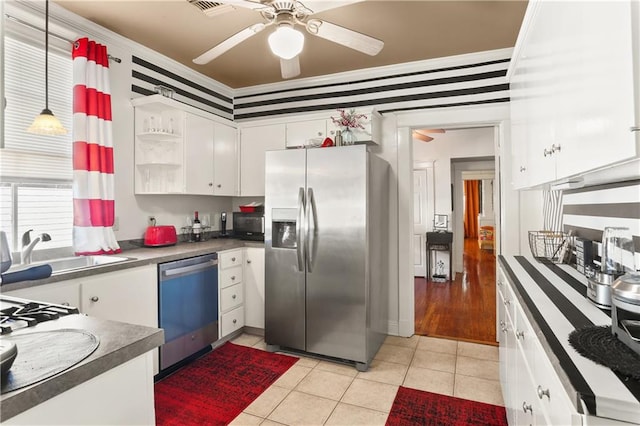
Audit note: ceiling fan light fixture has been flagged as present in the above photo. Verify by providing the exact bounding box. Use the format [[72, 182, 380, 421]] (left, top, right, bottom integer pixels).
[[268, 25, 304, 60]]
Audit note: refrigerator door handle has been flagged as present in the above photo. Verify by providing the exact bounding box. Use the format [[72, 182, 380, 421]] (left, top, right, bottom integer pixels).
[[306, 187, 319, 273], [296, 187, 306, 272]]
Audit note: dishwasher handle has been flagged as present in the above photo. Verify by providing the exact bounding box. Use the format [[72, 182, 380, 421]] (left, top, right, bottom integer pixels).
[[162, 259, 218, 277]]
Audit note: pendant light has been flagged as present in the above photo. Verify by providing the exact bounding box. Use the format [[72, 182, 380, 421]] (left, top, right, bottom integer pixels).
[[27, 0, 67, 135]]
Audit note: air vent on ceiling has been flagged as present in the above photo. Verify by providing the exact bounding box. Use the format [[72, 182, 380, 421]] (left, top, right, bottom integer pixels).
[[188, 0, 236, 18]]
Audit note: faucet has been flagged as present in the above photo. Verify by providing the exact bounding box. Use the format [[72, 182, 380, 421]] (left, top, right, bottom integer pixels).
[[21, 229, 51, 264]]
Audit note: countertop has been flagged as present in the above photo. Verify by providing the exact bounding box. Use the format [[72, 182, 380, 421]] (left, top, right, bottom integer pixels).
[[0, 313, 164, 422], [498, 255, 640, 424], [2, 238, 264, 292]]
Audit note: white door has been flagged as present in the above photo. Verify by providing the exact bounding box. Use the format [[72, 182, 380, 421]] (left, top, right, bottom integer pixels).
[[413, 169, 428, 277]]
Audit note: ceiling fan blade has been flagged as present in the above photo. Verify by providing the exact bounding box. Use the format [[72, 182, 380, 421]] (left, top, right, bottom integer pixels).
[[306, 19, 383, 56], [193, 23, 266, 64], [413, 131, 434, 143], [280, 56, 301, 79], [421, 128, 446, 134]]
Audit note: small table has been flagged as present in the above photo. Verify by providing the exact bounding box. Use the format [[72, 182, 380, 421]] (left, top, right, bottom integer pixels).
[[426, 231, 453, 281]]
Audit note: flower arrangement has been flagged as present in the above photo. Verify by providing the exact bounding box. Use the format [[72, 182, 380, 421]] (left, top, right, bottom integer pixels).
[[331, 108, 368, 130]]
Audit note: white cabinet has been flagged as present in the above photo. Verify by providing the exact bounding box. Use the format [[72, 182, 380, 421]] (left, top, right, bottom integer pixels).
[[185, 113, 215, 195], [132, 96, 185, 194], [4, 280, 81, 308], [239, 124, 285, 196], [184, 114, 238, 196], [80, 265, 157, 329], [286, 119, 327, 148], [132, 95, 237, 196], [509, 1, 639, 189], [243, 247, 265, 330], [218, 249, 245, 338], [497, 265, 580, 425], [212, 122, 238, 196]]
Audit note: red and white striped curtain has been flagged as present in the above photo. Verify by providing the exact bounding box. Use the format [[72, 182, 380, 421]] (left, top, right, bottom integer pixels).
[[72, 38, 120, 255]]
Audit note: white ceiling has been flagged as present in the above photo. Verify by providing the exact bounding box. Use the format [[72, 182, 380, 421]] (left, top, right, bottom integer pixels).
[[53, 0, 528, 89]]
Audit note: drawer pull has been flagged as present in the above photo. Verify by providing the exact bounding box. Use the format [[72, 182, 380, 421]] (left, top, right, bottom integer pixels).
[[516, 330, 525, 340], [519, 166, 526, 172], [217, 184, 222, 188], [522, 401, 533, 414], [630, 126, 640, 132], [231, 257, 236, 262], [232, 294, 237, 299], [90, 296, 99, 302], [497, 281, 503, 287], [247, 259, 252, 264], [504, 299, 511, 306], [537, 385, 550, 400], [232, 319, 237, 324], [543, 147, 553, 157], [231, 275, 236, 280]]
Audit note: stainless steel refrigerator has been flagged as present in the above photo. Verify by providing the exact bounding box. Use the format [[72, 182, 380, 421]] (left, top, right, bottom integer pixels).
[[264, 145, 388, 371]]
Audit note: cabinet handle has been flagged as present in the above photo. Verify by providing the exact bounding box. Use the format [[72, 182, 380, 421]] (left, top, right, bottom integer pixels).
[[231, 257, 236, 262], [231, 275, 236, 280], [217, 184, 221, 188], [61, 302, 70, 306], [630, 126, 640, 132], [497, 281, 503, 288], [317, 131, 323, 136], [247, 259, 252, 264], [519, 166, 526, 172], [516, 330, 525, 340], [232, 294, 236, 299], [232, 319, 237, 324], [543, 147, 553, 157], [522, 401, 533, 414], [504, 299, 511, 306], [90, 296, 99, 302], [537, 385, 550, 400], [552, 143, 561, 153], [208, 183, 213, 187]]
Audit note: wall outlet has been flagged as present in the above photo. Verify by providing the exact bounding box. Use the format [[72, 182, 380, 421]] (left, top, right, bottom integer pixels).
[[148, 216, 156, 226]]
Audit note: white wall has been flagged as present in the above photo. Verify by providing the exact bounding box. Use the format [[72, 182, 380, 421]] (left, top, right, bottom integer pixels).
[[413, 127, 495, 223]]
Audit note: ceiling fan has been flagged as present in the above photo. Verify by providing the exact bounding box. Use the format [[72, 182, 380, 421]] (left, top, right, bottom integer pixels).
[[191, 0, 384, 79], [413, 129, 446, 143]]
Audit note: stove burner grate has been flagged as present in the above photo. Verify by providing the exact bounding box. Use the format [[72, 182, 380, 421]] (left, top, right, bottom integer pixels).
[[569, 325, 640, 380], [0, 299, 79, 335]]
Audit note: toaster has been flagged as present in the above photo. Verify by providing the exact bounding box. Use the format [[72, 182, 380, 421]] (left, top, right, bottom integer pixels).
[[144, 225, 177, 247]]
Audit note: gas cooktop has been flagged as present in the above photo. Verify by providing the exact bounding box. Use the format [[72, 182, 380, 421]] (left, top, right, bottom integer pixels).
[[0, 296, 79, 335]]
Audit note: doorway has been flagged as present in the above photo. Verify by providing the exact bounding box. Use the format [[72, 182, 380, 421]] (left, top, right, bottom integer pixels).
[[411, 128, 498, 345]]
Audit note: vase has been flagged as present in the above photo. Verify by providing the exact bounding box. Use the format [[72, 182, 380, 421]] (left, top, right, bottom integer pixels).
[[342, 128, 355, 145]]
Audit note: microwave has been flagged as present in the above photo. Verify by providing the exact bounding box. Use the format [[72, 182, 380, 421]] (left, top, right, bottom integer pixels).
[[233, 212, 264, 241]]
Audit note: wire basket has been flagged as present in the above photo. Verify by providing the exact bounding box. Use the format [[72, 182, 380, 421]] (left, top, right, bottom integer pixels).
[[528, 231, 571, 263]]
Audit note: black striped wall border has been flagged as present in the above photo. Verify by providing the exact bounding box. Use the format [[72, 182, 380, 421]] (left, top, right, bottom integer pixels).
[[562, 179, 640, 269], [131, 55, 234, 120], [234, 56, 511, 120]]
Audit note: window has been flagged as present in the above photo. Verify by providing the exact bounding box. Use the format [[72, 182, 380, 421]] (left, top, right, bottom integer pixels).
[[2, 32, 74, 252]]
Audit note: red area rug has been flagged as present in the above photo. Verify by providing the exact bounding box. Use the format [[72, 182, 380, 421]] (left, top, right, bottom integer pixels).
[[155, 342, 298, 425], [386, 386, 507, 426]]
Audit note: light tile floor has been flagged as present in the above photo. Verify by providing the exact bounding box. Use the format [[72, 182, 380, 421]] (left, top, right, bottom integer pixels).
[[228, 333, 503, 426]]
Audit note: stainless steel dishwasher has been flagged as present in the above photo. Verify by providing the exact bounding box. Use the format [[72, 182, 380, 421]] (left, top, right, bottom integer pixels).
[[158, 253, 218, 373]]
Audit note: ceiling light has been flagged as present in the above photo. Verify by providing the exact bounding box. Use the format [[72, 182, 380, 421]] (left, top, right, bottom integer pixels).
[[27, 0, 67, 136], [268, 24, 304, 60]]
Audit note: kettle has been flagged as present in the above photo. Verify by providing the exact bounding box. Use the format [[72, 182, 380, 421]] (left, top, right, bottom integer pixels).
[[0, 231, 12, 273]]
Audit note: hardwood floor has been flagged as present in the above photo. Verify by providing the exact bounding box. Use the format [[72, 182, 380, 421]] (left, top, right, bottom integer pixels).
[[415, 238, 497, 345]]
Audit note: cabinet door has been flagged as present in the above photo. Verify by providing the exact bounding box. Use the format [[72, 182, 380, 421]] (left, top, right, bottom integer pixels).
[[244, 247, 265, 329], [212, 123, 238, 196], [184, 113, 215, 195], [80, 265, 157, 328], [552, 1, 636, 179], [240, 124, 286, 196], [4, 280, 81, 308], [286, 119, 326, 148]]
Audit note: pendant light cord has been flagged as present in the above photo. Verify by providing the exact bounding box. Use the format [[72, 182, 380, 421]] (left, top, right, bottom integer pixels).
[[45, 0, 49, 110]]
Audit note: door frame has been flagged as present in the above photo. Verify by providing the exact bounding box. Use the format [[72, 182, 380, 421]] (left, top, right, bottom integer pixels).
[[412, 167, 434, 277], [394, 103, 519, 337]]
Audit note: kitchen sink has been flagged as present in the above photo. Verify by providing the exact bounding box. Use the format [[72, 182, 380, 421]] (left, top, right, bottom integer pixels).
[[7, 255, 134, 275]]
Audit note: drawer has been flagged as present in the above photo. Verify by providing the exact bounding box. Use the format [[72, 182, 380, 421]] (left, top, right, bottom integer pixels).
[[220, 283, 243, 312], [221, 306, 244, 337], [220, 265, 243, 289], [219, 249, 243, 269]]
